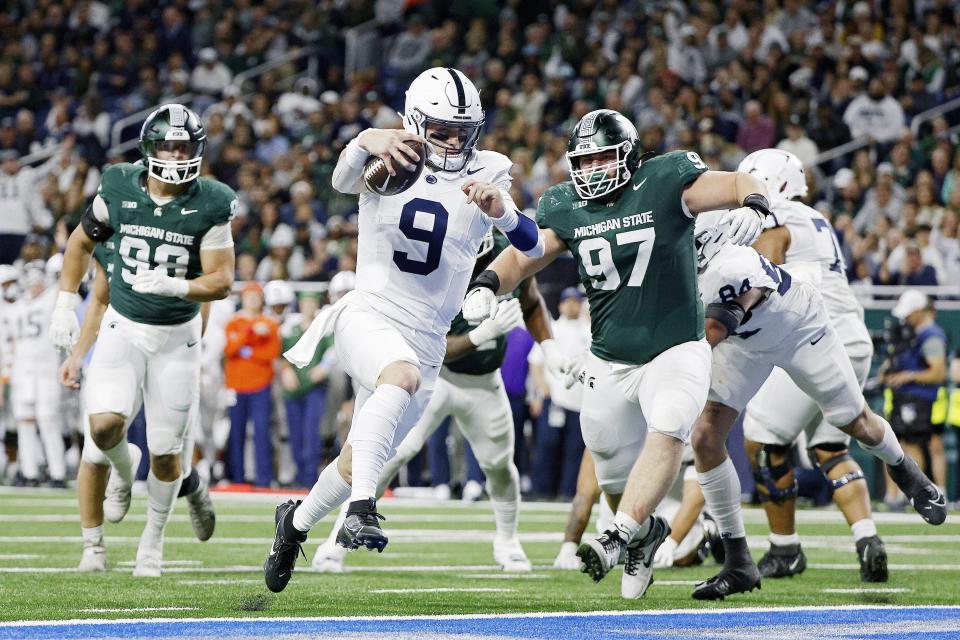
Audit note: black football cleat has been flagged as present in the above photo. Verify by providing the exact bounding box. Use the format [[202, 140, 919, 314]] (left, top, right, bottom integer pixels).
[[692, 562, 762, 600], [887, 456, 947, 525], [263, 500, 306, 593], [336, 498, 388, 552], [856, 535, 888, 583], [576, 529, 626, 583], [757, 542, 807, 578]]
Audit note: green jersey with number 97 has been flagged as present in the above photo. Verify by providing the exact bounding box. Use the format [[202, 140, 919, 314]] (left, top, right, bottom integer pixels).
[[536, 150, 708, 366], [96, 163, 237, 325]]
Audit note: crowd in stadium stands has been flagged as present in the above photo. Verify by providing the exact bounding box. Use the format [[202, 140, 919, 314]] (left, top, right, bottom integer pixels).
[[0, 1, 958, 495]]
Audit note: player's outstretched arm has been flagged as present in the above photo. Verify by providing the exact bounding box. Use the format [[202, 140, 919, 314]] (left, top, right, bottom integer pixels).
[[684, 171, 772, 245], [463, 180, 544, 258], [58, 263, 110, 390], [461, 230, 565, 325], [332, 129, 427, 194]]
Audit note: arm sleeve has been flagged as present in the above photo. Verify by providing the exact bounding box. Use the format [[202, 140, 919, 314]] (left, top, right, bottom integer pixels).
[[92, 194, 109, 223], [331, 137, 370, 195], [200, 222, 234, 250], [921, 335, 946, 361]]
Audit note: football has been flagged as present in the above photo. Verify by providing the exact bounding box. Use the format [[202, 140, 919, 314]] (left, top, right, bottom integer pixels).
[[362, 141, 426, 196]]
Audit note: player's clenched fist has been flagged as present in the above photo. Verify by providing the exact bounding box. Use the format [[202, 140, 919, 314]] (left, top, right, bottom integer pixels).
[[132, 267, 189, 298]]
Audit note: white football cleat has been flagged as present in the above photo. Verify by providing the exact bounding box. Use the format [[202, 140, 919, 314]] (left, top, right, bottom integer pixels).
[[552, 541, 583, 570], [462, 480, 484, 503], [494, 536, 532, 573], [312, 541, 348, 573], [185, 476, 216, 541], [78, 543, 107, 572], [622, 516, 671, 599], [132, 533, 163, 578], [103, 443, 142, 523]]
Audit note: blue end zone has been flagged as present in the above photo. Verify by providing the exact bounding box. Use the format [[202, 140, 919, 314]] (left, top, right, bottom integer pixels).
[[4, 606, 959, 640]]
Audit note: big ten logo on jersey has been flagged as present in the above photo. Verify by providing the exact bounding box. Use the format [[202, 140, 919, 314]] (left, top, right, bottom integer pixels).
[[116, 223, 196, 283]]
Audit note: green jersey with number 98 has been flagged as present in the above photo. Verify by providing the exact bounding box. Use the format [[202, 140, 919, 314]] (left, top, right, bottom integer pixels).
[[96, 163, 237, 325], [536, 150, 708, 366]]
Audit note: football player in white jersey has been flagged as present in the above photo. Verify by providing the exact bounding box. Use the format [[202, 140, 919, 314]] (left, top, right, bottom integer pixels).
[[738, 149, 886, 582], [264, 67, 556, 593], [690, 213, 947, 600], [0, 264, 18, 480], [10, 260, 65, 487]]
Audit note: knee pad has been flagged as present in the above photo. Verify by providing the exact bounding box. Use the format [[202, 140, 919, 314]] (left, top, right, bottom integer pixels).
[[811, 446, 865, 492], [751, 443, 797, 504]]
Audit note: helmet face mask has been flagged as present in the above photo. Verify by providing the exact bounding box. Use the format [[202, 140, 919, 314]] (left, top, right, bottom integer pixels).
[[139, 104, 206, 184], [566, 109, 641, 200], [404, 68, 484, 173]]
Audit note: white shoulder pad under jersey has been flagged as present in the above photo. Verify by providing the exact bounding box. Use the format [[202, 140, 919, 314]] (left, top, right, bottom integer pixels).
[[769, 199, 863, 319], [698, 243, 787, 307], [354, 150, 505, 346]]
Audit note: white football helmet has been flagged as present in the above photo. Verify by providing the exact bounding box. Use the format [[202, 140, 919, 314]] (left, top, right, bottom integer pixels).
[[403, 67, 484, 172], [694, 211, 729, 270], [328, 270, 356, 303], [737, 149, 807, 203], [263, 280, 294, 308]]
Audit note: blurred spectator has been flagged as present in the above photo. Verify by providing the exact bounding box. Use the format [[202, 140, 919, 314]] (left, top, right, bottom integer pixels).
[[280, 292, 331, 488], [777, 114, 819, 166], [736, 100, 775, 154], [190, 48, 233, 113], [203, 85, 254, 131], [224, 282, 281, 487], [843, 77, 906, 147], [528, 288, 590, 499]]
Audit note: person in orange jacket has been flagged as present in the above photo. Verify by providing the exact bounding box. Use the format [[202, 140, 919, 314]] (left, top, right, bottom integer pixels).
[[224, 282, 281, 487]]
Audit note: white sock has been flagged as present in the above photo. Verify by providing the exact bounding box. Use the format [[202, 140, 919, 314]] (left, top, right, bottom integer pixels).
[[698, 457, 746, 539], [348, 384, 411, 502], [293, 459, 352, 533], [851, 518, 877, 542], [38, 416, 66, 481], [16, 422, 41, 479], [859, 416, 905, 466], [491, 499, 519, 540], [82, 525, 104, 547], [144, 471, 182, 539], [613, 512, 650, 543], [102, 439, 134, 485], [769, 532, 800, 546]]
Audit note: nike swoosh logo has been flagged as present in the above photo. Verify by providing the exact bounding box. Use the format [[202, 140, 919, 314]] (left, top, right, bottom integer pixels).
[[187, 340, 198, 348], [633, 177, 648, 191], [789, 557, 801, 571], [810, 330, 827, 345], [378, 174, 390, 190], [466, 167, 485, 175], [180, 208, 197, 215]]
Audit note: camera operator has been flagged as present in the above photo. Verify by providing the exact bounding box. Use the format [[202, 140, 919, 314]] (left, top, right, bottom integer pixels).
[[880, 290, 948, 505]]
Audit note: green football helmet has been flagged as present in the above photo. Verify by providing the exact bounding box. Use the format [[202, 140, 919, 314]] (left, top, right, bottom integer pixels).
[[139, 103, 206, 184], [566, 109, 641, 200]]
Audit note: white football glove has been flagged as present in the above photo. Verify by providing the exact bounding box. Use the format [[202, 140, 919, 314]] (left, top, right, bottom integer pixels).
[[49, 291, 81, 351], [722, 207, 765, 246], [560, 349, 588, 389], [552, 541, 583, 570], [462, 286, 498, 325], [541, 339, 582, 388], [468, 298, 523, 346], [652, 536, 678, 568], [132, 267, 190, 298]]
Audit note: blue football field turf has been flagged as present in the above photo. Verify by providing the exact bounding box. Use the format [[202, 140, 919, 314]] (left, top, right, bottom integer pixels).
[[3, 605, 959, 639]]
